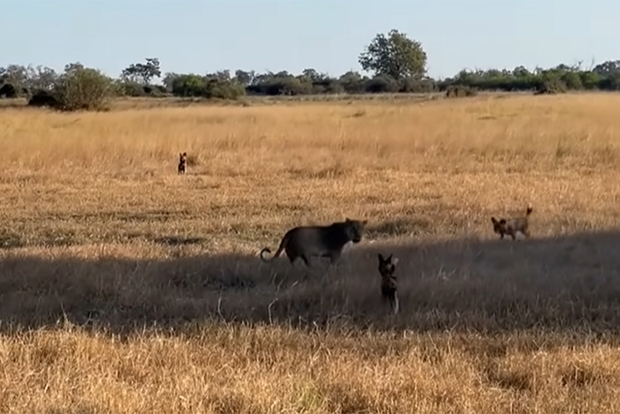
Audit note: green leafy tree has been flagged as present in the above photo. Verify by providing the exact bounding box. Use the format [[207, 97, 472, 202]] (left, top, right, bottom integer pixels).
[[234, 70, 255, 86], [121, 58, 161, 85], [358, 29, 427, 80], [593, 60, 620, 76], [53, 62, 116, 111], [25, 65, 58, 91]]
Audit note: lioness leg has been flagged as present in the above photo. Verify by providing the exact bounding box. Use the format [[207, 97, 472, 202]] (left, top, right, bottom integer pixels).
[[322, 251, 342, 277], [328, 250, 341, 266]]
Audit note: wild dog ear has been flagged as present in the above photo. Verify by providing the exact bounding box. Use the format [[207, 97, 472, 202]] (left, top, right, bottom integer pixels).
[[183, 152, 187, 156], [491, 217, 497, 224], [378, 253, 385, 263], [345, 218, 351, 222]]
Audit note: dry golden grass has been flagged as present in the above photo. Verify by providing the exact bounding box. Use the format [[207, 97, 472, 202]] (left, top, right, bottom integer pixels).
[[1, 92, 620, 413]]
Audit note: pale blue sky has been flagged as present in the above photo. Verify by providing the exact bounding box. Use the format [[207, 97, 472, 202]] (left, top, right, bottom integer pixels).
[[2, 0, 616, 80]]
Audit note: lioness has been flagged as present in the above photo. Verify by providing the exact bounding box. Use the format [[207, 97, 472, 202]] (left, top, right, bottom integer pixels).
[[491, 205, 533, 240], [260, 218, 368, 267]]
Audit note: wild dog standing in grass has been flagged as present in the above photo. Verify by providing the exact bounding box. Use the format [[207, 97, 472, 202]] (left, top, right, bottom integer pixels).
[[491, 205, 533, 240], [378, 253, 399, 315], [178, 152, 187, 175], [260, 218, 368, 267]]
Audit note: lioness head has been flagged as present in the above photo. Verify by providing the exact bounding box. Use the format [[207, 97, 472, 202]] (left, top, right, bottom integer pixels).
[[344, 218, 367, 243]]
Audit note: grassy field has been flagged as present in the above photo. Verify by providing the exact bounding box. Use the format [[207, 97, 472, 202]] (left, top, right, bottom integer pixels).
[[1, 92, 620, 413]]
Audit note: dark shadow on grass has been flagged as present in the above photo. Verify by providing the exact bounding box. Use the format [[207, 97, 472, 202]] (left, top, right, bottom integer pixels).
[[1, 229, 620, 336]]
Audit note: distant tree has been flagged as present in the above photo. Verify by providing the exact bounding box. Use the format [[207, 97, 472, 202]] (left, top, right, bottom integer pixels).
[[598, 71, 620, 90], [53, 63, 116, 111], [121, 58, 161, 85], [161, 72, 180, 91], [64, 62, 85, 74], [169, 72, 245, 99], [593, 60, 620, 76], [561, 71, 583, 90], [0, 64, 28, 92], [234, 70, 255, 86], [365, 74, 400, 93], [203, 73, 246, 99], [512, 66, 530, 78], [579, 71, 601, 90], [24, 65, 58, 91], [171, 74, 206, 97], [301, 68, 329, 82], [359, 29, 427, 80], [400, 76, 437, 93], [212, 70, 231, 81], [338, 71, 365, 93]]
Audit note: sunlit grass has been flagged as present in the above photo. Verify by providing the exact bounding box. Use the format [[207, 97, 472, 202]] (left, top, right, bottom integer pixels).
[[0, 92, 619, 413]]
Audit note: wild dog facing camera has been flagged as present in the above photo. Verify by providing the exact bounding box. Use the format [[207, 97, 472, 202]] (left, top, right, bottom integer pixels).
[[378, 253, 399, 315], [178, 152, 187, 175]]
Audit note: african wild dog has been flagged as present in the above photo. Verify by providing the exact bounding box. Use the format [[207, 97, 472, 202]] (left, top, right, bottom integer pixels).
[[378, 253, 399, 314], [178, 152, 187, 175], [491, 205, 533, 240]]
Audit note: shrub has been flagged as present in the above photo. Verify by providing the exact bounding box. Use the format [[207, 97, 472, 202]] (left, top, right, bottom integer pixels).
[[118, 81, 146, 97], [53, 67, 116, 111], [365, 75, 400, 93], [535, 78, 567, 95], [203, 77, 246, 100], [27, 90, 61, 108], [0, 83, 17, 98], [247, 77, 312, 96], [171, 74, 205, 97], [400, 77, 437, 93], [445, 85, 478, 98]]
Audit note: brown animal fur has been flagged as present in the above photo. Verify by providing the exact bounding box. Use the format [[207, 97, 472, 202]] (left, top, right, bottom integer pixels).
[[178, 152, 187, 175], [260, 218, 368, 267], [491, 205, 533, 240], [378, 253, 399, 315]]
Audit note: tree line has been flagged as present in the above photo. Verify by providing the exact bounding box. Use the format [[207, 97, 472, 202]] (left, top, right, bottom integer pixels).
[[2, 29, 620, 110]]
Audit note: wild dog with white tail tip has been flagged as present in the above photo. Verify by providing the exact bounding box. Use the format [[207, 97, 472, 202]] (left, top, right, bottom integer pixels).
[[491, 205, 533, 240]]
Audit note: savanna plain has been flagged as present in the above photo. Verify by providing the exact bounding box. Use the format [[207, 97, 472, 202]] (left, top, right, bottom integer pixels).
[[1, 92, 620, 413]]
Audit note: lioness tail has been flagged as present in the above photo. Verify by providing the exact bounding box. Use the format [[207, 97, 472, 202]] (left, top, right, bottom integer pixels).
[[260, 232, 291, 263]]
